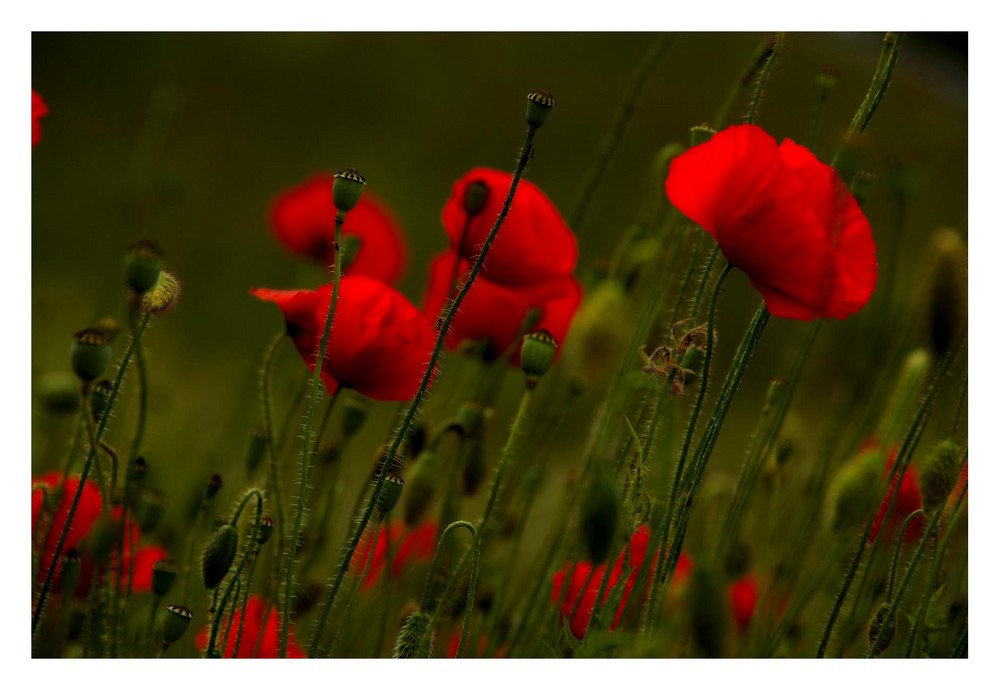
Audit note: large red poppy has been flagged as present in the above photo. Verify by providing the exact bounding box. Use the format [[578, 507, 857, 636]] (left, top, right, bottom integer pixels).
[[195, 595, 306, 658], [32, 90, 47, 147], [252, 276, 435, 402], [270, 173, 407, 284], [423, 250, 582, 363], [442, 168, 577, 286], [350, 519, 437, 590], [665, 124, 877, 320]]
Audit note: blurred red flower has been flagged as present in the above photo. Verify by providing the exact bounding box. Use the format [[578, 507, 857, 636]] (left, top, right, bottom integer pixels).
[[442, 168, 577, 286], [422, 250, 582, 363], [551, 526, 692, 639], [32, 90, 47, 146], [252, 276, 435, 402], [196, 595, 306, 658], [350, 520, 437, 590], [728, 573, 758, 633], [270, 173, 407, 284], [445, 629, 506, 658], [665, 124, 877, 320], [871, 452, 924, 545]]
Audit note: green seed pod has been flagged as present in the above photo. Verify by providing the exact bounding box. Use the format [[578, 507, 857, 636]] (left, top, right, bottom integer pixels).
[[405, 450, 439, 526], [205, 474, 223, 501], [375, 474, 405, 514], [690, 123, 717, 147], [162, 604, 193, 646], [392, 611, 435, 658], [36, 372, 80, 414], [135, 489, 165, 533], [90, 379, 114, 422], [579, 468, 620, 563], [919, 440, 962, 513], [825, 448, 884, 534], [688, 565, 729, 658], [61, 549, 82, 597], [70, 328, 112, 383], [137, 270, 182, 316], [125, 239, 166, 294], [525, 89, 556, 130], [926, 228, 967, 358], [256, 515, 275, 546], [333, 167, 367, 214], [461, 439, 486, 495], [341, 390, 371, 438], [201, 524, 238, 589], [565, 280, 630, 390], [866, 602, 897, 657], [152, 558, 178, 598], [520, 330, 558, 388], [245, 427, 269, 474], [463, 180, 490, 216], [456, 401, 485, 439]]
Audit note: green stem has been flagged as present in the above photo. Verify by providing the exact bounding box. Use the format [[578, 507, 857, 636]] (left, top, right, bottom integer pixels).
[[329, 521, 381, 655], [745, 32, 783, 125], [232, 548, 262, 657], [32, 313, 152, 636], [128, 309, 149, 464], [259, 332, 287, 598], [712, 33, 779, 129], [887, 510, 924, 598]]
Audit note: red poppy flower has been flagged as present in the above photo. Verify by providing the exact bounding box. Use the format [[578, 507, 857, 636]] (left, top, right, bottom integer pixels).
[[871, 452, 924, 545], [196, 596, 306, 658], [252, 276, 436, 402], [32, 90, 47, 147], [423, 250, 582, 363], [551, 526, 692, 639], [270, 173, 407, 284], [32, 472, 102, 587], [350, 520, 437, 590], [109, 506, 171, 593], [728, 574, 758, 633], [665, 124, 877, 320], [442, 168, 577, 286]]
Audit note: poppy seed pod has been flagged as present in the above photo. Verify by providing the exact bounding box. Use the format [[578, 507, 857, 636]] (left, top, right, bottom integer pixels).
[[866, 602, 897, 657], [463, 180, 490, 216], [333, 167, 367, 214], [152, 558, 178, 598], [125, 239, 165, 294], [457, 402, 486, 439], [201, 524, 238, 589], [162, 604, 193, 646], [919, 440, 962, 514], [525, 89, 556, 130], [393, 611, 435, 659], [817, 63, 840, 90], [520, 330, 558, 388], [375, 474, 405, 514], [137, 270, 181, 316], [690, 123, 717, 147], [71, 328, 112, 383], [579, 468, 620, 563], [257, 515, 275, 545]]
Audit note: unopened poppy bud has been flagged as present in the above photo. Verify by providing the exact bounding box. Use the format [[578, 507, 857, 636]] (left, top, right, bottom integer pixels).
[[867, 602, 897, 656], [457, 402, 486, 439], [333, 167, 367, 214], [878, 349, 931, 443], [817, 63, 840, 90], [461, 439, 486, 495], [205, 474, 223, 501], [342, 390, 371, 437], [525, 89, 556, 130], [775, 438, 794, 467], [90, 379, 114, 422], [137, 270, 181, 316], [202, 523, 238, 589], [926, 228, 967, 358], [688, 565, 728, 658], [650, 143, 686, 185], [245, 427, 268, 474], [125, 239, 165, 294], [375, 474, 405, 514], [37, 372, 80, 414], [61, 549, 82, 597], [520, 330, 558, 388], [393, 611, 435, 658], [825, 448, 883, 534], [136, 489, 165, 532], [152, 558, 178, 598], [95, 316, 120, 341], [850, 168, 876, 206], [162, 604, 193, 646], [257, 515, 275, 545], [405, 450, 438, 526], [690, 123, 717, 147], [71, 328, 112, 383], [463, 181, 490, 216], [579, 468, 620, 563], [919, 440, 962, 513], [566, 281, 630, 388]]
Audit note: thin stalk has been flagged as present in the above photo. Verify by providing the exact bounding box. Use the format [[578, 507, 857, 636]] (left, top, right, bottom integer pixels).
[[232, 548, 263, 657], [329, 521, 381, 655], [712, 34, 780, 129], [745, 32, 783, 125]]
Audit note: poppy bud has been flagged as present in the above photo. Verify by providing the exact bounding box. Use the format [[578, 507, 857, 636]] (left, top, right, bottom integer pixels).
[[405, 450, 438, 526], [71, 328, 112, 383], [520, 330, 558, 389], [457, 402, 485, 439], [136, 489, 165, 532], [202, 524, 238, 589], [342, 390, 371, 438], [375, 474, 405, 514], [926, 228, 967, 358], [125, 239, 166, 294], [690, 123, 717, 147], [688, 565, 729, 657], [90, 379, 114, 422], [878, 349, 931, 443], [61, 549, 82, 597], [463, 181, 490, 216], [393, 611, 435, 658], [205, 474, 223, 501], [461, 439, 486, 495], [136, 270, 181, 316], [579, 468, 620, 563], [825, 448, 883, 534], [95, 316, 120, 342], [37, 372, 80, 414], [525, 89, 556, 130], [257, 514, 275, 545], [162, 604, 193, 646], [919, 440, 962, 513], [565, 280, 630, 389], [866, 602, 897, 657], [333, 167, 366, 214], [245, 427, 269, 474], [817, 63, 840, 91], [152, 558, 178, 598]]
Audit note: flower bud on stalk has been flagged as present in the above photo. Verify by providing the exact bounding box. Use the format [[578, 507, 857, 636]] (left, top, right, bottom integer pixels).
[[520, 330, 558, 389], [333, 167, 367, 214], [919, 440, 962, 513], [405, 450, 439, 526], [162, 604, 193, 647], [257, 515, 275, 546], [375, 473, 405, 515], [690, 123, 717, 147], [463, 181, 490, 216], [393, 611, 435, 658], [205, 474, 223, 501], [525, 89, 556, 130], [125, 240, 165, 294], [825, 448, 883, 534], [245, 427, 269, 474], [136, 270, 181, 316], [867, 602, 897, 657], [71, 328, 112, 383], [201, 524, 238, 589], [925, 228, 967, 358], [152, 558, 178, 598]]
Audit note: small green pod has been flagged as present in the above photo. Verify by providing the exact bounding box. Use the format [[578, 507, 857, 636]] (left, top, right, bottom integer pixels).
[[201, 523, 238, 589]]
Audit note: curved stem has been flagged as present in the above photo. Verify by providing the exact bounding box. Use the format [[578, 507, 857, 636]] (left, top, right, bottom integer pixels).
[[259, 331, 287, 597], [232, 548, 261, 657], [745, 32, 783, 125]]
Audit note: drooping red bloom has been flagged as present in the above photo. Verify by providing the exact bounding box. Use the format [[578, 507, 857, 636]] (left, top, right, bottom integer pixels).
[[442, 168, 578, 286], [350, 520, 437, 590], [728, 574, 758, 633], [665, 124, 877, 320], [196, 596, 306, 658], [32, 90, 47, 147], [270, 173, 408, 284], [871, 452, 925, 545], [551, 526, 692, 639], [252, 276, 435, 402], [32, 472, 102, 587], [422, 250, 582, 363]]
